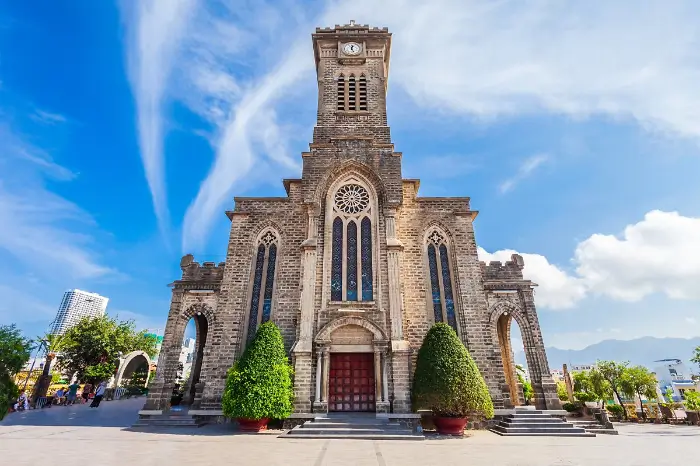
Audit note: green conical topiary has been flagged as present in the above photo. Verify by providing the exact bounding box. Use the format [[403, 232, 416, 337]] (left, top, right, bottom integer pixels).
[[221, 322, 294, 420], [412, 322, 494, 419]]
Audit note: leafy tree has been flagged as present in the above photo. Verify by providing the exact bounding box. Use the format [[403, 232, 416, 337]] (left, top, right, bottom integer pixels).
[[0, 325, 33, 420], [572, 369, 612, 406], [57, 315, 158, 383], [621, 365, 657, 420], [692, 346, 700, 371], [221, 322, 294, 420], [515, 365, 534, 403], [412, 323, 494, 419], [556, 380, 569, 401], [596, 360, 630, 420]]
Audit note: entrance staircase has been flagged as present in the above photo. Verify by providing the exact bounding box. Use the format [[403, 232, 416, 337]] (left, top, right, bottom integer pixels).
[[133, 412, 205, 428], [570, 419, 618, 435], [283, 414, 424, 440], [490, 410, 595, 437]]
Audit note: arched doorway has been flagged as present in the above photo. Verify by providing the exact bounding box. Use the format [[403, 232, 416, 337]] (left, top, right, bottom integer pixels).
[[497, 312, 527, 407], [115, 351, 151, 388], [314, 317, 389, 414], [179, 312, 208, 406]]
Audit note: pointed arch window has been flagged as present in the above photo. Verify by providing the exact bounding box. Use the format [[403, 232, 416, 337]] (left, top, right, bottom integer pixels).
[[330, 183, 373, 301], [246, 230, 279, 344], [426, 230, 457, 332]]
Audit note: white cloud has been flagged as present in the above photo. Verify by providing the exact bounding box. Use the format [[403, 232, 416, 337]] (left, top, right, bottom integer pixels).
[[126, 0, 700, 249], [481, 210, 700, 310], [499, 153, 549, 193], [478, 247, 586, 310], [575, 210, 700, 301], [686, 317, 697, 325], [124, 0, 198, 234]]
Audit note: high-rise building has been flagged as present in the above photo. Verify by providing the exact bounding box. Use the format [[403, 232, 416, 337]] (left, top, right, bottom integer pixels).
[[49, 289, 109, 335]]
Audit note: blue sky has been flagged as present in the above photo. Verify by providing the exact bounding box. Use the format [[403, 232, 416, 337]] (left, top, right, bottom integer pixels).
[[1, 0, 699, 352]]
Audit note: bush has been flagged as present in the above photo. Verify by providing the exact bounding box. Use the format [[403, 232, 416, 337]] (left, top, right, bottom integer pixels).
[[574, 391, 598, 403], [221, 322, 294, 420], [0, 377, 19, 421], [562, 402, 580, 412], [606, 404, 624, 418], [412, 323, 494, 419], [684, 391, 700, 411]]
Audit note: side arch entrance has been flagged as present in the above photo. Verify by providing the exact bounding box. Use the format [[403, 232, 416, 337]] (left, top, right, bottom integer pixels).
[[115, 351, 151, 388]]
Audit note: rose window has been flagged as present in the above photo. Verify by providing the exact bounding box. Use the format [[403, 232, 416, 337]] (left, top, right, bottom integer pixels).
[[334, 184, 370, 214]]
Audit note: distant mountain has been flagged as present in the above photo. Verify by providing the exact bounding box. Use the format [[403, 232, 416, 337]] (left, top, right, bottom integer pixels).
[[515, 337, 700, 373]]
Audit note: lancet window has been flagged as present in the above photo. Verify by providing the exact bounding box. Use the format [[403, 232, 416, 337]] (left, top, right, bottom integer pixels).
[[330, 183, 374, 301], [426, 229, 458, 332], [246, 230, 279, 344]]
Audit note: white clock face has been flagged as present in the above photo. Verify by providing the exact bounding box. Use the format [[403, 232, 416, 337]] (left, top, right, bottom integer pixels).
[[343, 42, 362, 56]]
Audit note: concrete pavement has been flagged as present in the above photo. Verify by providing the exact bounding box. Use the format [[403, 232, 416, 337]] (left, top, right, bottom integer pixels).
[[1, 397, 698, 465]]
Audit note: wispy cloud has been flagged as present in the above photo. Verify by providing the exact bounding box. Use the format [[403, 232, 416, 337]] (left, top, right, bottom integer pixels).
[[0, 122, 76, 180], [30, 109, 67, 125], [499, 153, 549, 193], [126, 0, 700, 249], [123, 0, 198, 235]]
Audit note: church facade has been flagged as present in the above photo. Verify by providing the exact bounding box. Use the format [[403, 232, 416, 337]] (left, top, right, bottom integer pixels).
[[144, 23, 561, 415]]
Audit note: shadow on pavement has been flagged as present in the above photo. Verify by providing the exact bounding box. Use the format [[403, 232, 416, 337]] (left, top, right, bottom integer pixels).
[[123, 424, 287, 436], [0, 397, 144, 428]]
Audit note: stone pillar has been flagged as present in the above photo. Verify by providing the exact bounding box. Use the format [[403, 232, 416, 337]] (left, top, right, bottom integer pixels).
[[374, 349, 382, 401], [315, 352, 322, 401], [390, 348, 412, 413], [384, 209, 407, 344], [382, 354, 389, 404], [313, 347, 330, 413], [143, 290, 184, 410], [563, 364, 574, 402], [293, 204, 320, 413], [521, 289, 562, 410]]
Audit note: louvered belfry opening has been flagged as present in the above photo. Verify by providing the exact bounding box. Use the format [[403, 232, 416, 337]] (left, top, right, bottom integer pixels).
[[337, 74, 345, 110], [348, 74, 357, 110], [359, 74, 367, 111]]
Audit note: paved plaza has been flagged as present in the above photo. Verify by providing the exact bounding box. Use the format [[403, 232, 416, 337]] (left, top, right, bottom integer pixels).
[[1, 398, 698, 466]]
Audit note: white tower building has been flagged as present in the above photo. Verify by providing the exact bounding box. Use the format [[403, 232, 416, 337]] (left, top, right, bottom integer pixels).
[[49, 289, 109, 335]]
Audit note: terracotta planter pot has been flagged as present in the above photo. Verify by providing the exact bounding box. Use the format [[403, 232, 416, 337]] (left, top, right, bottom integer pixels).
[[237, 418, 269, 432], [433, 416, 467, 436]]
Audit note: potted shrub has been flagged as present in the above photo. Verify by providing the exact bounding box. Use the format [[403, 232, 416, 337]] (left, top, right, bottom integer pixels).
[[412, 323, 494, 436], [221, 322, 294, 432]]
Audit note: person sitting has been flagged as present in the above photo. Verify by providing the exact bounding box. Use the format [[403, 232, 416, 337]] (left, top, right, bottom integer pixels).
[[54, 387, 65, 405], [14, 391, 29, 411]]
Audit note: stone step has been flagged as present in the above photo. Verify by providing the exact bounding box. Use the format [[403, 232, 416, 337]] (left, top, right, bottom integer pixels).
[[506, 417, 566, 424], [498, 421, 571, 429], [293, 427, 414, 435], [282, 432, 425, 440], [585, 428, 618, 435], [490, 429, 596, 437], [492, 426, 588, 434], [307, 422, 407, 429]]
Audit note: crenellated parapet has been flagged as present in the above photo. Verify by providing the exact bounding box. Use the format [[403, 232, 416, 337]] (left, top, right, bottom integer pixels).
[[480, 254, 525, 281], [171, 254, 225, 291]]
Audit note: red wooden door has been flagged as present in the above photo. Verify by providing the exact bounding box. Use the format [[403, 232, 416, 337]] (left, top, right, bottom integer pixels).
[[328, 353, 375, 412]]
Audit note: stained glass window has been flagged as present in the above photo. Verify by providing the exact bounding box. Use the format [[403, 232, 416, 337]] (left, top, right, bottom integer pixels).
[[261, 244, 277, 324], [346, 221, 358, 301], [427, 244, 443, 323], [440, 244, 457, 332], [247, 244, 266, 344], [361, 217, 373, 301], [331, 217, 343, 301]]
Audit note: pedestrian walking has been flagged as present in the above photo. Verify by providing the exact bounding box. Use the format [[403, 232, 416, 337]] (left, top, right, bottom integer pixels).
[[81, 382, 92, 404], [66, 381, 80, 406], [90, 382, 107, 408]]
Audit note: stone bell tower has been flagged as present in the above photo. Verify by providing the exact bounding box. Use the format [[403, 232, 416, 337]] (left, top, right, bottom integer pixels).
[[311, 21, 392, 144]]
